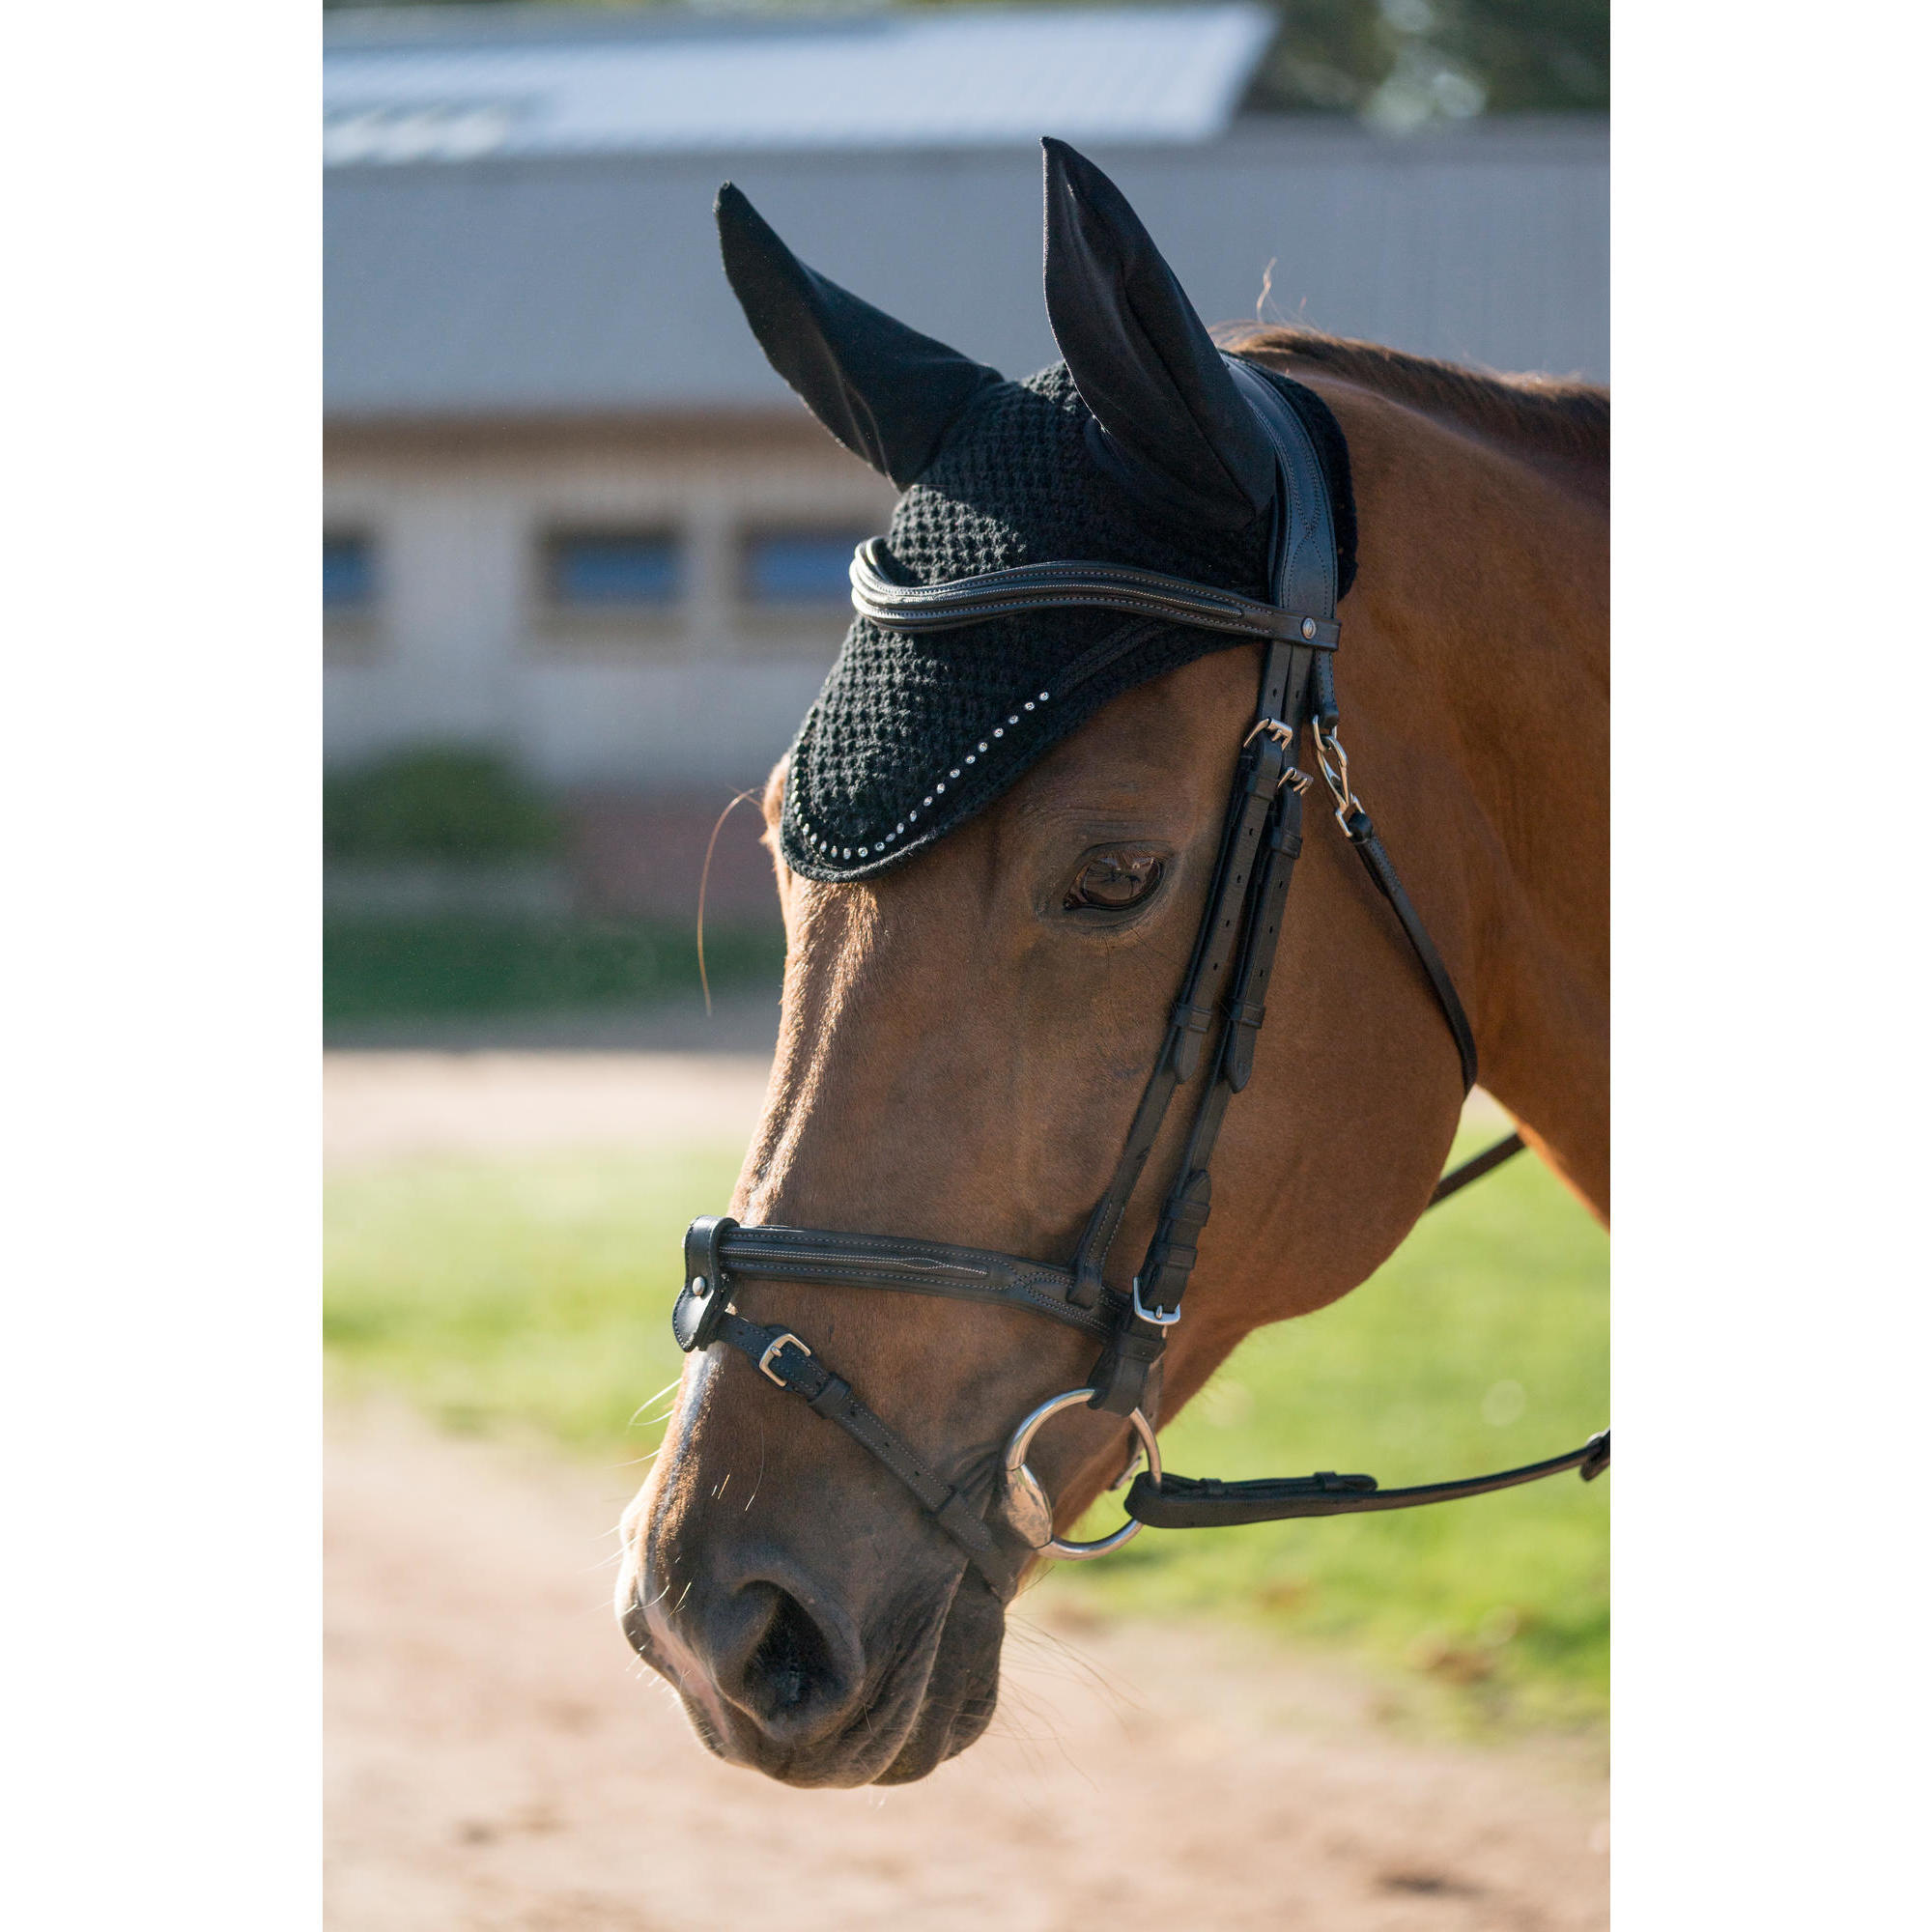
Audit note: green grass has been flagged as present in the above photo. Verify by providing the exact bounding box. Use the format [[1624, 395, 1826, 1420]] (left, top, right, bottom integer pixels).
[[325, 1124, 1605, 1728], [325, 1144, 722, 1443], [324, 917, 784, 1021], [1063, 1125, 1608, 1729]]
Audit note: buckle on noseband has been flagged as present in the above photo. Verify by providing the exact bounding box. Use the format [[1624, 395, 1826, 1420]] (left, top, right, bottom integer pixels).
[[757, 1331, 810, 1386]]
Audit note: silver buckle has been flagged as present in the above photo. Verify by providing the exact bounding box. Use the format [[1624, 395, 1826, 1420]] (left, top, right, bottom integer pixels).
[[1313, 718, 1361, 831], [1131, 1276, 1182, 1327], [757, 1332, 809, 1385], [1242, 718, 1315, 796]]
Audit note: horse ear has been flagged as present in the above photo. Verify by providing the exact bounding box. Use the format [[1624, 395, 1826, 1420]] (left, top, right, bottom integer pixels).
[[717, 184, 1005, 489], [1041, 139, 1277, 531]]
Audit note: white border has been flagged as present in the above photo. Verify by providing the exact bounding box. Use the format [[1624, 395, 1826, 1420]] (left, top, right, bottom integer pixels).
[[7, 1, 1929, 1920], [2, 3, 318, 1923], [1615, 4, 1928, 1921]]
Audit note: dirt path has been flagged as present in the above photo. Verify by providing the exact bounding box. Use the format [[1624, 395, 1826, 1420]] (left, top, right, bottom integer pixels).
[[323, 1048, 1511, 1169], [327, 1407, 1605, 1932], [327, 1048, 1596, 1929], [325, 1051, 776, 1168]]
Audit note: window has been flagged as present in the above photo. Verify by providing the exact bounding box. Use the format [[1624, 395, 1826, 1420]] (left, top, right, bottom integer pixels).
[[547, 529, 681, 609], [324, 531, 375, 611], [742, 527, 872, 604]]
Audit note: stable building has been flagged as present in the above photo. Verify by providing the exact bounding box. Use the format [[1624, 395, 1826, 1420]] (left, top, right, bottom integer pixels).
[[324, 3, 1607, 912]]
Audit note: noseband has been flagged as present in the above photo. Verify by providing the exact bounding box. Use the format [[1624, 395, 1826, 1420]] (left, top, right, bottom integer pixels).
[[671, 358, 1608, 1599]]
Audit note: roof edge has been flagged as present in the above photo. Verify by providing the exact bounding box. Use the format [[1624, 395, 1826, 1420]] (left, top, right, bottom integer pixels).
[[324, 405, 853, 458]]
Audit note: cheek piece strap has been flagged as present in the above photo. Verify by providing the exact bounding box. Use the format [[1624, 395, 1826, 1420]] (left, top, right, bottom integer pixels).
[[670, 358, 1607, 1600]]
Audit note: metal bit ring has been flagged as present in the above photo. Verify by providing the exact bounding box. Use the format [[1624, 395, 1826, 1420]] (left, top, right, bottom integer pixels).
[[998, 1388, 1163, 1561]]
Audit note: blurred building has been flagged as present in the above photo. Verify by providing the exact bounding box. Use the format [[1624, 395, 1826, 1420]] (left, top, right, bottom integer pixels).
[[325, 3, 1606, 912]]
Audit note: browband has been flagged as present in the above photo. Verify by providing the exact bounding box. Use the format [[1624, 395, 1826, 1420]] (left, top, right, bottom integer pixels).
[[849, 537, 1342, 648]]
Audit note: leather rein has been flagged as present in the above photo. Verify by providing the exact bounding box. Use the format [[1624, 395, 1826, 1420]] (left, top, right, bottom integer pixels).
[[671, 358, 1608, 1599]]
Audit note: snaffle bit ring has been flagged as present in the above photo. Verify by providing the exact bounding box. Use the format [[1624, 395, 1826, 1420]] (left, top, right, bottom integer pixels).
[[999, 1387, 1163, 1561]]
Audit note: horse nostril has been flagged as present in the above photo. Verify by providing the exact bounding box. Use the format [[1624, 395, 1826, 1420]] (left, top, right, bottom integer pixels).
[[727, 1583, 851, 1735], [754, 1596, 811, 1709]]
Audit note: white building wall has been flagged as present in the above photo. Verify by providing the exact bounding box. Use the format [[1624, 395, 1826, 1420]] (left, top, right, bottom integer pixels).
[[327, 123, 1610, 421], [325, 431, 895, 791], [324, 125, 1606, 793]]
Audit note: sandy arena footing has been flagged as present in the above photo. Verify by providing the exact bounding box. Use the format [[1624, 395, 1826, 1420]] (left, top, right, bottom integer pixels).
[[327, 1406, 1605, 1932]]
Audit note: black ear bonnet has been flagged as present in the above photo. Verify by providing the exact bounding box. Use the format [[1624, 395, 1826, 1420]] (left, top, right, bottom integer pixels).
[[718, 141, 1356, 884]]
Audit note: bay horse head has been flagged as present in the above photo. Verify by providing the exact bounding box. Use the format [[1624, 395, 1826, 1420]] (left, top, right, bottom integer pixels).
[[617, 141, 1609, 1787]]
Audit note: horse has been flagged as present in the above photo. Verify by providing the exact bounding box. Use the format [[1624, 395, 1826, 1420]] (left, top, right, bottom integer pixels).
[[617, 142, 1607, 1789]]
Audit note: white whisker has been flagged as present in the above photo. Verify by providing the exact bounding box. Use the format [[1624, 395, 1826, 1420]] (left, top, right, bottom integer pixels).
[[628, 1378, 684, 1428]]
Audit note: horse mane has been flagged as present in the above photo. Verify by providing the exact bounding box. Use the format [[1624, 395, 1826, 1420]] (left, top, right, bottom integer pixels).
[[1219, 323, 1609, 471]]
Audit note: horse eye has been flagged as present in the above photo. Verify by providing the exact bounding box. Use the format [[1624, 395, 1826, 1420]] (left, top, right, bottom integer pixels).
[[1064, 851, 1164, 913]]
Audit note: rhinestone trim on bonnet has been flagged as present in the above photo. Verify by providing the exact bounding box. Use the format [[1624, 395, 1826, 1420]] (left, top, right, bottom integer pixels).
[[795, 695, 1051, 859]]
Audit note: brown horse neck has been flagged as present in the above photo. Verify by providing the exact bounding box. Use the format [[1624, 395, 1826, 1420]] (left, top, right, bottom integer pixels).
[[1282, 358, 1610, 1221]]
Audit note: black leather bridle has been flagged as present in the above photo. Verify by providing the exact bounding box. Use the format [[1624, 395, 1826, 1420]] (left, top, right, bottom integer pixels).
[[670, 358, 1608, 1599]]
